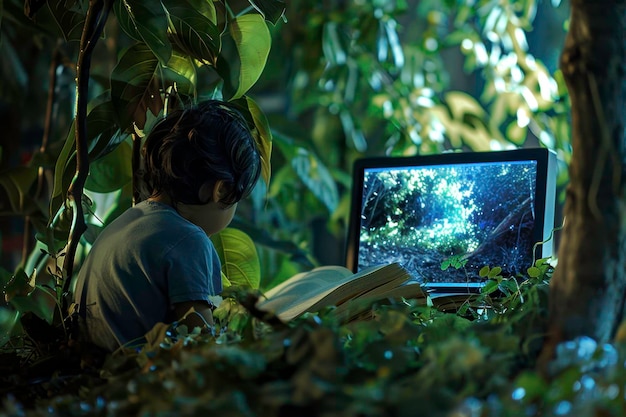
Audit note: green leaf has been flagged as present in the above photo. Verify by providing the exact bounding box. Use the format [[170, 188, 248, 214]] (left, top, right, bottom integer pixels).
[[527, 266, 541, 278], [498, 278, 518, 295], [85, 141, 133, 193], [272, 131, 339, 212], [487, 266, 502, 279], [11, 292, 54, 324], [211, 228, 261, 290], [440, 91, 501, 150], [165, 0, 221, 65], [227, 13, 271, 100], [232, 96, 272, 185], [113, 0, 142, 41], [228, 218, 313, 267], [440, 258, 451, 270], [249, 0, 286, 25], [50, 100, 129, 217], [110, 43, 162, 132], [481, 279, 499, 295], [86, 100, 129, 160], [2, 269, 35, 302], [46, 0, 85, 42], [292, 148, 339, 212], [0, 166, 39, 215], [117, 0, 171, 65], [478, 265, 490, 277], [161, 52, 197, 96]]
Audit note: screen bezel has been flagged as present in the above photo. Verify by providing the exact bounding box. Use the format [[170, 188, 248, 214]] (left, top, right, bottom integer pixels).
[[345, 148, 557, 292]]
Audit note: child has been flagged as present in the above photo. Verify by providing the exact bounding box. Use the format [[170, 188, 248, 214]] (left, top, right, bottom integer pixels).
[[73, 100, 261, 351]]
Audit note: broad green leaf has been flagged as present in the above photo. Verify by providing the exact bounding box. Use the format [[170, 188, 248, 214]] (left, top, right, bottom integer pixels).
[[232, 96, 272, 185], [117, 0, 171, 65], [85, 100, 129, 160], [110, 44, 162, 132], [85, 141, 133, 193], [11, 292, 54, 324], [101, 187, 133, 227], [249, 0, 286, 25], [498, 278, 518, 295], [111, 46, 197, 132], [163, 0, 218, 24], [221, 271, 231, 288], [161, 52, 197, 96], [46, 0, 85, 42], [229, 218, 313, 267], [51, 100, 128, 217], [228, 13, 271, 100], [438, 91, 504, 150], [3, 268, 35, 302], [211, 228, 261, 290], [113, 0, 142, 41], [481, 279, 499, 295], [0, 166, 39, 215], [187, 0, 218, 23], [478, 265, 490, 277], [165, 0, 220, 65], [273, 133, 339, 212]]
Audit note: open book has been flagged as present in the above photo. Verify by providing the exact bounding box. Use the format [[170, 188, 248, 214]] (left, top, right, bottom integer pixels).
[[255, 263, 427, 322]]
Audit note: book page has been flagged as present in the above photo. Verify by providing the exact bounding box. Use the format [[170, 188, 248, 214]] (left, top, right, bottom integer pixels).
[[256, 263, 406, 321]]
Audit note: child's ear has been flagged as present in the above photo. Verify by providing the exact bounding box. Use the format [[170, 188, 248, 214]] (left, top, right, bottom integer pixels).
[[198, 180, 228, 204], [212, 180, 228, 203], [198, 181, 214, 204]]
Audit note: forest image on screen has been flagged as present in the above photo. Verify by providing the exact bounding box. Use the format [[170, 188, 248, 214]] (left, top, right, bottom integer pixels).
[[358, 161, 538, 285]]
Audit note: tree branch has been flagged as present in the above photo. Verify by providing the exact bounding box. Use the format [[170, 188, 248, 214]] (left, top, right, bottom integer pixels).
[[61, 0, 114, 314]]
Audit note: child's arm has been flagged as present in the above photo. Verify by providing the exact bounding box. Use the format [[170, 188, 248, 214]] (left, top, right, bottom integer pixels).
[[173, 300, 214, 331]]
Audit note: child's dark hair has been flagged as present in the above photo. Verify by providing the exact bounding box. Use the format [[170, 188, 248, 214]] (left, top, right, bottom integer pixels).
[[142, 100, 261, 206]]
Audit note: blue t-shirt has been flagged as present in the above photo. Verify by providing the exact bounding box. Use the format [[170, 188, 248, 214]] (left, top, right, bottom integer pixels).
[[73, 200, 222, 351]]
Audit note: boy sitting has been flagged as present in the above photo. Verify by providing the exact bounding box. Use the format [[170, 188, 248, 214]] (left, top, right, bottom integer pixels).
[[73, 100, 261, 351]]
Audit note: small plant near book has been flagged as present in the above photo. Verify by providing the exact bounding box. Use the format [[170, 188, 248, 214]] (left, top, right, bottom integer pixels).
[[440, 254, 468, 271]]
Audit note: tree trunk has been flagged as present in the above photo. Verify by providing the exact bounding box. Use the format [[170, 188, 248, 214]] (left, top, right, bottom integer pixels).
[[539, 0, 626, 368]]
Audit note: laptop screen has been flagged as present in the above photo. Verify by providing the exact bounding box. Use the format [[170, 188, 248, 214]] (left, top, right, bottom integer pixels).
[[346, 149, 557, 293]]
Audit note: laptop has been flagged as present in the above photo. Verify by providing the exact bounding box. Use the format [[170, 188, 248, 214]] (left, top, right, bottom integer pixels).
[[345, 148, 557, 294]]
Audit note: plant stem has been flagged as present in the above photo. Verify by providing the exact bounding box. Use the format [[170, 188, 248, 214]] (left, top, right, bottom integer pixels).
[[21, 44, 65, 266], [61, 0, 114, 315]]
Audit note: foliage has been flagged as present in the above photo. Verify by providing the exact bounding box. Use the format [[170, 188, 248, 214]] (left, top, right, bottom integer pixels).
[[2, 262, 626, 417], [0, 1, 586, 416], [243, 0, 571, 282]]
